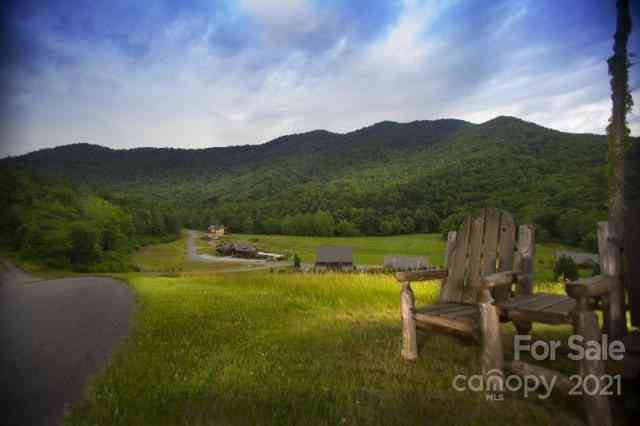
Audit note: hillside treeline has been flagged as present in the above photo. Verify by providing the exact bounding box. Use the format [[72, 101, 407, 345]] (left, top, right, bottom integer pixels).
[[0, 167, 181, 271], [4, 116, 622, 251]]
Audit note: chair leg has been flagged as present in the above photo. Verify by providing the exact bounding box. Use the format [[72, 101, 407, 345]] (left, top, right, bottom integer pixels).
[[400, 281, 418, 361], [478, 290, 504, 384], [573, 303, 612, 426]]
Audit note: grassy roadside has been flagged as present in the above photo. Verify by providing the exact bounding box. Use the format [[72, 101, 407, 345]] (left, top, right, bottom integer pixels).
[[64, 272, 581, 426], [0, 249, 81, 280]]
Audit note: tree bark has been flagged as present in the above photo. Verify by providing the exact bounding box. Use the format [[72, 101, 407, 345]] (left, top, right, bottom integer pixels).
[[607, 0, 632, 331]]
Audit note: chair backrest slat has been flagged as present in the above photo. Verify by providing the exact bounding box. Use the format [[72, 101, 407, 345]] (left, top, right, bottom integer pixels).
[[441, 208, 519, 304], [494, 212, 516, 302], [440, 216, 472, 303], [462, 212, 488, 303]]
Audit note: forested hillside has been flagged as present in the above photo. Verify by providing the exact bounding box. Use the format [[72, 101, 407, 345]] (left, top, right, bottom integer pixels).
[[2, 116, 615, 249], [0, 168, 181, 271]]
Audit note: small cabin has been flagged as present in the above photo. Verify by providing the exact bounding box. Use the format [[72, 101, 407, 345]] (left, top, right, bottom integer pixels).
[[208, 224, 226, 238], [216, 241, 257, 258], [314, 246, 354, 271], [383, 256, 429, 272]]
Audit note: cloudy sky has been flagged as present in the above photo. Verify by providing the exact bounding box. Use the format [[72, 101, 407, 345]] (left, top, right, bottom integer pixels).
[[1, 0, 639, 157]]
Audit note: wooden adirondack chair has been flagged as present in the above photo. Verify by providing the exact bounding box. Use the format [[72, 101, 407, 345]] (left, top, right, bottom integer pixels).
[[396, 208, 612, 426], [396, 208, 535, 363]]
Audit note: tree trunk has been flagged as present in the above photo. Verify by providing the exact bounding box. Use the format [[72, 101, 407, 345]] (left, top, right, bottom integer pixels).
[[607, 0, 632, 332]]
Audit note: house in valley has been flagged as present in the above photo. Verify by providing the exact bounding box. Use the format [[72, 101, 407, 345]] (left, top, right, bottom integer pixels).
[[314, 246, 354, 271], [216, 241, 257, 258], [208, 224, 226, 239]]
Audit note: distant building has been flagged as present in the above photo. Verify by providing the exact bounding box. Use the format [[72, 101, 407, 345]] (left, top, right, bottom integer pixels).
[[216, 241, 257, 258], [314, 246, 354, 271], [555, 251, 599, 267], [383, 256, 429, 271], [208, 224, 226, 238]]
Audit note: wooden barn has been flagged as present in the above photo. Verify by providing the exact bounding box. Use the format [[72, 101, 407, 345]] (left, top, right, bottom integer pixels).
[[216, 241, 257, 258], [314, 246, 354, 271]]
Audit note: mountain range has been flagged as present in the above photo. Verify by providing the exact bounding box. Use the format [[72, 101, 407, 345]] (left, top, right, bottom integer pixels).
[[2, 116, 614, 247]]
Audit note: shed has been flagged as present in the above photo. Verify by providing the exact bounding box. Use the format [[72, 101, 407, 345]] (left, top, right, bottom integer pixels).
[[315, 246, 354, 271], [383, 256, 429, 271]]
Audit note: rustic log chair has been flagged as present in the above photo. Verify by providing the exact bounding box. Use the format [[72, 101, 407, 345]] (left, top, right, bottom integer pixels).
[[396, 208, 612, 426]]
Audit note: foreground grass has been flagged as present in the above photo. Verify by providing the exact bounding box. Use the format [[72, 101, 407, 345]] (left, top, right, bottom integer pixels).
[[65, 273, 581, 425]]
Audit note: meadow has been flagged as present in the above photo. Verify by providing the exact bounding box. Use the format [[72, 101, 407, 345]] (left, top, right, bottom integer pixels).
[[64, 272, 583, 426], [52, 232, 597, 424]]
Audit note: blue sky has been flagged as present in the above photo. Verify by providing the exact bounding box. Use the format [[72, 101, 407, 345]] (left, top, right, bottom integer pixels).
[[1, 0, 639, 157]]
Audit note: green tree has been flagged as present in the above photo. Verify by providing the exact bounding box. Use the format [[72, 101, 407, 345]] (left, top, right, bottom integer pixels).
[[164, 213, 181, 235], [261, 217, 281, 234], [311, 211, 335, 236], [335, 220, 360, 237], [242, 217, 255, 233], [69, 222, 102, 269], [101, 223, 126, 252], [151, 211, 166, 236]]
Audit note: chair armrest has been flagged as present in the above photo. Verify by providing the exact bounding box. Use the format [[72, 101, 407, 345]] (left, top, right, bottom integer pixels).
[[395, 269, 448, 282], [565, 275, 615, 299], [477, 271, 519, 289]]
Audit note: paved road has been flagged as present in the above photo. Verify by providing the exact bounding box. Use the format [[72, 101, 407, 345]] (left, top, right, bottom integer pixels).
[[0, 260, 134, 426]]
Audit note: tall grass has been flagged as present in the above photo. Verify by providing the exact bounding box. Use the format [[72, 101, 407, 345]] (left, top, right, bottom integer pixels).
[[65, 273, 580, 425]]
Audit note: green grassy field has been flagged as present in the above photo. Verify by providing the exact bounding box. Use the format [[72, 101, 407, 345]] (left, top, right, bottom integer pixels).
[[65, 272, 584, 426], [3, 232, 597, 425], [232, 233, 446, 265]]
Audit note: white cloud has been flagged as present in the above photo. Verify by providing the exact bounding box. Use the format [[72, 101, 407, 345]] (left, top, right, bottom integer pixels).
[[1, 0, 638, 158]]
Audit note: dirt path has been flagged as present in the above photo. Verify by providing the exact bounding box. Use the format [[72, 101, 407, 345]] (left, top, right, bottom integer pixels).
[[0, 259, 134, 426]]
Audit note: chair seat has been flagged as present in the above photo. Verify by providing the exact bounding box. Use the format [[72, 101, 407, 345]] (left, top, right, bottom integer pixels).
[[496, 293, 576, 325], [413, 303, 479, 337], [414, 303, 479, 323], [413, 294, 578, 333]]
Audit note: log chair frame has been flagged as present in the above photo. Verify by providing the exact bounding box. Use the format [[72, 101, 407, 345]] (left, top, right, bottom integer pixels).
[[396, 209, 616, 426]]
